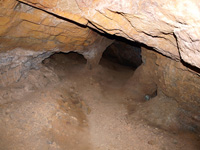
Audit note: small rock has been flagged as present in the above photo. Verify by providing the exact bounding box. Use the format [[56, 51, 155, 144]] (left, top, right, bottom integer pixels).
[[145, 95, 150, 101], [47, 140, 53, 144], [173, 139, 178, 144], [148, 139, 156, 145]]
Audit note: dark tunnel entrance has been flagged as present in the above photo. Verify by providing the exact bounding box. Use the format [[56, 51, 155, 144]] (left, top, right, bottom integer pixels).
[[102, 40, 142, 69], [42, 39, 143, 72], [42, 39, 143, 75], [41, 39, 143, 90]]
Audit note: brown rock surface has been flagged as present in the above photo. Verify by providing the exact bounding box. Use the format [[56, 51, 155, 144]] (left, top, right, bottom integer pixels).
[[17, 0, 200, 69], [0, 1, 103, 52], [0, 1, 114, 86], [126, 47, 200, 131]]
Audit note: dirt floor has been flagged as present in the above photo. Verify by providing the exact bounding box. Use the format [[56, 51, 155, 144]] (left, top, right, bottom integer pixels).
[[0, 52, 199, 150]]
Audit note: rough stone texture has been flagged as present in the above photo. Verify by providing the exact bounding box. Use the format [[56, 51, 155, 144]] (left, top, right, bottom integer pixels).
[[80, 36, 113, 69], [132, 93, 181, 132], [0, 1, 104, 52], [0, 1, 114, 85], [0, 48, 53, 87], [17, 0, 200, 69], [126, 47, 200, 132]]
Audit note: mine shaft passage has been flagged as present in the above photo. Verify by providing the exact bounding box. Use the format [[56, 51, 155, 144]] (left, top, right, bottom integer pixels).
[[0, 1, 200, 150], [0, 25, 199, 150]]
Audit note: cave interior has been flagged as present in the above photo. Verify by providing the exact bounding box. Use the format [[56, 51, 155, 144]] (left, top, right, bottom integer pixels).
[[0, 1, 200, 150]]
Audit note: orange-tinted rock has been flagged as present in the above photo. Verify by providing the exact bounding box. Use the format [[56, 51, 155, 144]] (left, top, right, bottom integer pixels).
[[0, 1, 113, 86], [0, 1, 104, 53], [18, 0, 200, 69]]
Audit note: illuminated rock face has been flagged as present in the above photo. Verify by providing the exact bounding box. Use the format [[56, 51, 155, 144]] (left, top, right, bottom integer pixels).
[[0, 1, 105, 52], [1, 0, 200, 68], [15, 0, 200, 69]]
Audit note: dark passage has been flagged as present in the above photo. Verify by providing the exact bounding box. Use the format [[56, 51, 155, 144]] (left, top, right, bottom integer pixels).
[[102, 40, 142, 69]]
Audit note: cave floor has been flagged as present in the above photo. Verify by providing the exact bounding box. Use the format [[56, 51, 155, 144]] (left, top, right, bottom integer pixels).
[[0, 53, 199, 150]]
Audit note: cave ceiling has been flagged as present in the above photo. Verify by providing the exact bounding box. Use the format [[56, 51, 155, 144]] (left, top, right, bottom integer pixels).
[[1, 0, 200, 69]]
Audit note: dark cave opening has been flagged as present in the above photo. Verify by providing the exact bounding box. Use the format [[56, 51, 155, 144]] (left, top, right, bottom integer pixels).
[[42, 39, 143, 72], [42, 51, 87, 65], [102, 40, 142, 69]]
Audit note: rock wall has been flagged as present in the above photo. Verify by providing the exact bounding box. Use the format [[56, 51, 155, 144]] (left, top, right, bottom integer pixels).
[[0, 1, 113, 86], [0, 48, 52, 87], [0, 1, 108, 52], [127, 47, 200, 131]]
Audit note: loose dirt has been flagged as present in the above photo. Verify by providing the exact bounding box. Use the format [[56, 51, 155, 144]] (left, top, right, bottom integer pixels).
[[0, 53, 199, 150]]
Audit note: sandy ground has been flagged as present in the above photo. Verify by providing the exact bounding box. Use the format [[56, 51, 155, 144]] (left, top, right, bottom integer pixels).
[[0, 53, 199, 150]]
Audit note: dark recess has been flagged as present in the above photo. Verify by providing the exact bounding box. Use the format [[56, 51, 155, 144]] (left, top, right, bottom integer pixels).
[[102, 40, 142, 69]]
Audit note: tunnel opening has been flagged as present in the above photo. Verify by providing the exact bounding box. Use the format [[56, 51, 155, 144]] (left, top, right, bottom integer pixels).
[[101, 39, 142, 70], [42, 51, 87, 68], [41, 41, 142, 88]]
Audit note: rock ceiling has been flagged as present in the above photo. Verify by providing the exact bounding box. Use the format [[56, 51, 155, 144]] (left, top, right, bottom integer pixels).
[[1, 0, 200, 68]]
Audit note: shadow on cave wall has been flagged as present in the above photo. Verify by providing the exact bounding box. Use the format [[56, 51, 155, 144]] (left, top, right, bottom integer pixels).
[[181, 60, 200, 75]]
